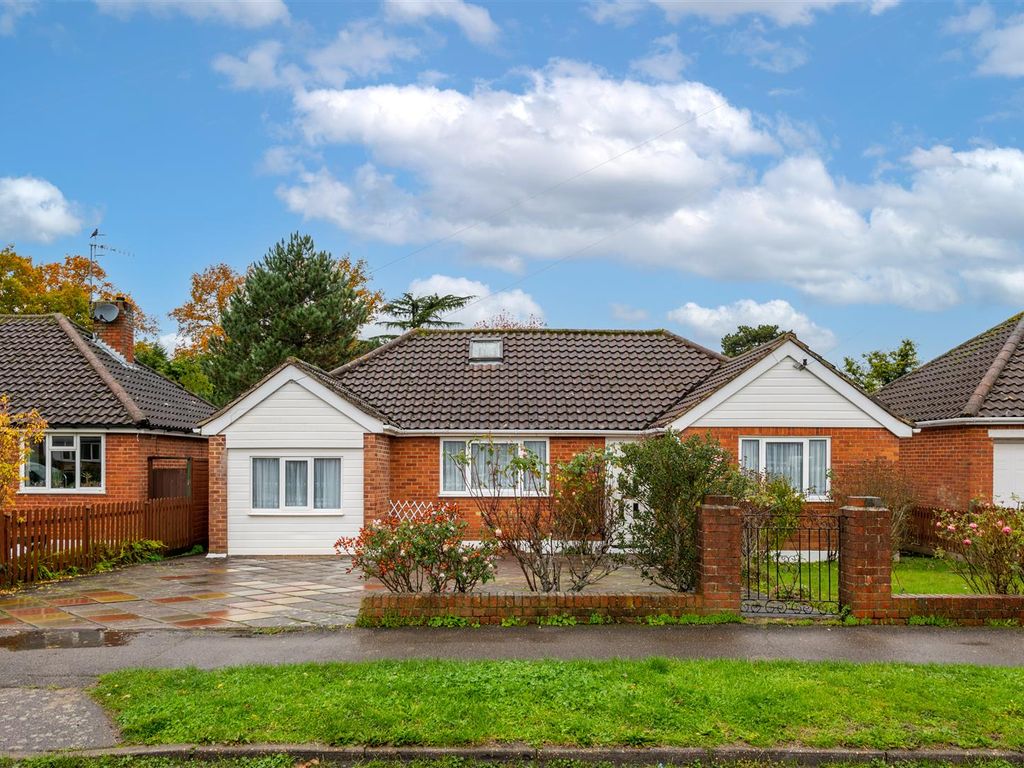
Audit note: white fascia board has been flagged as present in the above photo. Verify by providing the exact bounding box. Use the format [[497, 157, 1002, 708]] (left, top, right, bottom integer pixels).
[[200, 365, 386, 435], [917, 418, 1024, 428], [988, 429, 1024, 439], [381, 428, 659, 437], [669, 340, 914, 438]]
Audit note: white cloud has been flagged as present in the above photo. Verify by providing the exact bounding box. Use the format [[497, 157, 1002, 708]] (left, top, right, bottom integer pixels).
[[947, 4, 1024, 78], [383, 0, 498, 45], [728, 22, 809, 73], [95, 0, 288, 27], [667, 299, 837, 351], [271, 63, 1024, 310], [307, 21, 419, 85], [213, 23, 419, 91], [157, 332, 185, 353], [404, 274, 544, 327], [1, 0, 35, 35], [212, 40, 298, 90], [630, 34, 690, 81], [589, 1, 898, 28], [610, 303, 649, 322], [0, 176, 82, 243]]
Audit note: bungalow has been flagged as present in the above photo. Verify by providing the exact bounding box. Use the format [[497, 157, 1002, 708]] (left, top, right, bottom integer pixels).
[[0, 299, 215, 509], [877, 312, 1024, 509], [200, 329, 912, 556]]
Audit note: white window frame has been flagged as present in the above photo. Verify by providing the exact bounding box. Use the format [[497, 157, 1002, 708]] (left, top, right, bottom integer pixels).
[[20, 432, 106, 494], [439, 437, 549, 497], [738, 436, 831, 501], [248, 454, 344, 516]]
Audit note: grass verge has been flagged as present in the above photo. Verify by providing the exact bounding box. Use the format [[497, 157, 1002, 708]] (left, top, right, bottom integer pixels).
[[5, 759, 1024, 768], [94, 659, 1024, 749]]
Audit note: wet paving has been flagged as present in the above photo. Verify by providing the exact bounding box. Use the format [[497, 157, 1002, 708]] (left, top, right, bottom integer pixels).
[[0, 555, 670, 632], [0, 556, 373, 630]]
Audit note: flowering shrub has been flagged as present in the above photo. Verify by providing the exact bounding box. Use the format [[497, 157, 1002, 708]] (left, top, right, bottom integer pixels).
[[335, 503, 499, 593], [934, 503, 1024, 594]]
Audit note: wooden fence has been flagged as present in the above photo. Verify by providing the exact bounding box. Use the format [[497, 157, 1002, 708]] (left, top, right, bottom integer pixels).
[[0, 497, 201, 587]]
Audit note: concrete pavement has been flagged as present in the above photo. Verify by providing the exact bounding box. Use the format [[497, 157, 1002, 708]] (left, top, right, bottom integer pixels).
[[2, 624, 1024, 687]]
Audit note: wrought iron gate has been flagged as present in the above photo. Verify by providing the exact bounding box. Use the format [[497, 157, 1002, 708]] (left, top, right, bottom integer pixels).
[[741, 513, 841, 616]]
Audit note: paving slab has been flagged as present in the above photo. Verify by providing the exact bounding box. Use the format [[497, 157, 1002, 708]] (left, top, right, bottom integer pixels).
[[0, 687, 118, 752]]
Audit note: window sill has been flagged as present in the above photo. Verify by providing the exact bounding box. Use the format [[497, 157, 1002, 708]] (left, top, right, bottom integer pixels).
[[18, 487, 106, 495], [247, 510, 344, 517], [439, 492, 549, 499]]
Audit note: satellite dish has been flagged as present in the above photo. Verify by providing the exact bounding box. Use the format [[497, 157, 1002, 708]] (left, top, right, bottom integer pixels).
[[91, 302, 121, 323]]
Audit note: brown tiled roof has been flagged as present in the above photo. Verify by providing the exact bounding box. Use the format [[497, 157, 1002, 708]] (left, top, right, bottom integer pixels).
[[331, 329, 725, 431], [0, 314, 215, 432], [652, 334, 790, 426], [877, 313, 1024, 422]]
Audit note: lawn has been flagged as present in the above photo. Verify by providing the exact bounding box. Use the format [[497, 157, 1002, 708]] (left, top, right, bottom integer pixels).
[[892, 556, 975, 595], [94, 659, 1024, 749], [5, 759, 1023, 768]]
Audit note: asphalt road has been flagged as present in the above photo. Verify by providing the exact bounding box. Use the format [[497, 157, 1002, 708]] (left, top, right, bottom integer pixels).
[[2, 624, 1024, 687]]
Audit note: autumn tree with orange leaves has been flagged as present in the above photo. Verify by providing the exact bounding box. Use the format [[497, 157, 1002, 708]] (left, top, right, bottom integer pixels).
[[0, 395, 46, 513], [168, 263, 245, 355], [203, 233, 383, 405], [0, 245, 157, 334]]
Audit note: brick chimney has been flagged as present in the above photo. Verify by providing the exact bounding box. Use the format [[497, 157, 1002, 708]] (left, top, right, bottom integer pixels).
[[92, 296, 135, 363]]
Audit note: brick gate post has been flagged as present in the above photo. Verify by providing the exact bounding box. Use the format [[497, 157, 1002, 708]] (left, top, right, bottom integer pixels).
[[698, 495, 743, 614], [206, 435, 228, 555], [839, 496, 893, 619]]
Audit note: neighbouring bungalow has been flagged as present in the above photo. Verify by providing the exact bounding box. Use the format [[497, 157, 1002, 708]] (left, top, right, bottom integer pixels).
[[877, 312, 1024, 509], [200, 329, 912, 555], [0, 298, 215, 510]]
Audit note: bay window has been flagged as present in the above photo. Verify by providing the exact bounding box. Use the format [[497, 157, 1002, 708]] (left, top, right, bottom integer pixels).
[[739, 437, 830, 499], [440, 438, 548, 495], [22, 433, 104, 492], [251, 456, 343, 512]]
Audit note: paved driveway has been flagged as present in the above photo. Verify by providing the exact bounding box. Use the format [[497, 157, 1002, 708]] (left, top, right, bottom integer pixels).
[[0, 556, 372, 630]]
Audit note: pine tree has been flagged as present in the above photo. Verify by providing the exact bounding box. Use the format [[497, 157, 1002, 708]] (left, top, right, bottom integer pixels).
[[205, 233, 381, 405]]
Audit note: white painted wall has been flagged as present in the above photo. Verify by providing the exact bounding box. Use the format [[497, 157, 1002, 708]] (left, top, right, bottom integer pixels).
[[223, 381, 366, 555], [692, 356, 884, 428], [993, 441, 1024, 507]]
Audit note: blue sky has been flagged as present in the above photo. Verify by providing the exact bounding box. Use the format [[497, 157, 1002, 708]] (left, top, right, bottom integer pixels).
[[3, 0, 1024, 365]]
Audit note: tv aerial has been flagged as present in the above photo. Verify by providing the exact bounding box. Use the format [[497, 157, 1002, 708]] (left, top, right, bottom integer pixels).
[[87, 229, 135, 300]]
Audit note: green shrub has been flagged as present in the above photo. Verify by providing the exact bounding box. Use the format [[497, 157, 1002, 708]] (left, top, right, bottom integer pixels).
[[536, 613, 577, 626], [935, 503, 1024, 594], [908, 615, 956, 627], [615, 431, 746, 592], [336, 502, 499, 593], [500, 616, 527, 627]]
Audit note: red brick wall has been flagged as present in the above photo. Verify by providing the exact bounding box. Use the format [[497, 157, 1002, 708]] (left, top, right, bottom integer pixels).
[[207, 435, 227, 554], [386, 436, 605, 537], [363, 433, 392, 523], [15, 432, 208, 509], [897, 425, 1023, 510], [687, 426, 904, 511]]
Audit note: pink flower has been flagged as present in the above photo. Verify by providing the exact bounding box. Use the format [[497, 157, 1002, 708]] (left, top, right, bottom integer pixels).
[[969, 522, 978, 530], [936, 521, 943, 528], [1003, 526, 1013, 535], [962, 538, 972, 546], [947, 524, 956, 532], [997, 520, 1004, 527]]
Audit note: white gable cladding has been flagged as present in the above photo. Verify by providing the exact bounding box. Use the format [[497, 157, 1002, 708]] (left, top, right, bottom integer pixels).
[[692, 356, 881, 428], [217, 379, 368, 555], [670, 341, 913, 436]]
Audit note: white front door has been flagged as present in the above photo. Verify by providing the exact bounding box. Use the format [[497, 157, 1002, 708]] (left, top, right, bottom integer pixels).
[[993, 441, 1024, 507]]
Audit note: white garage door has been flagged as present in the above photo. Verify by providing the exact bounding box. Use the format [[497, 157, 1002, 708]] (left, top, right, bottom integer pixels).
[[993, 441, 1024, 507]]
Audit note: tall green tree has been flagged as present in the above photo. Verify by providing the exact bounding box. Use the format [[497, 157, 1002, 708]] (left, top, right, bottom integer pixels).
[[843, 339, 919, 393], [134, 340, 214, 402], [205, 233, 382, 405], [377, 292, 475, 340], [721, 324, 785, 357]]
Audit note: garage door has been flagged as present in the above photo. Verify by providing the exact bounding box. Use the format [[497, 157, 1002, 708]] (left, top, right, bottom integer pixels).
[[993, 441, 1024, 507]]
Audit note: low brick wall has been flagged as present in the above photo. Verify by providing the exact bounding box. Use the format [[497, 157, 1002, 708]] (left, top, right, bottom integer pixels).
[[359, 591, 706, 624], [877, 594, 1024, 625]]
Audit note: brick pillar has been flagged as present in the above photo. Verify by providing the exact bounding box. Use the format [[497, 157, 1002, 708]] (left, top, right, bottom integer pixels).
[[839, 496, 892, 619], [698, 495, 743, 614], [363, 433, 391, 524], [207, 435, 228, 555]]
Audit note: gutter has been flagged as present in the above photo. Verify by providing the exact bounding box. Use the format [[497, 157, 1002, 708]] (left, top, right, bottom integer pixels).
[[915, 417, 1024, 428]]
